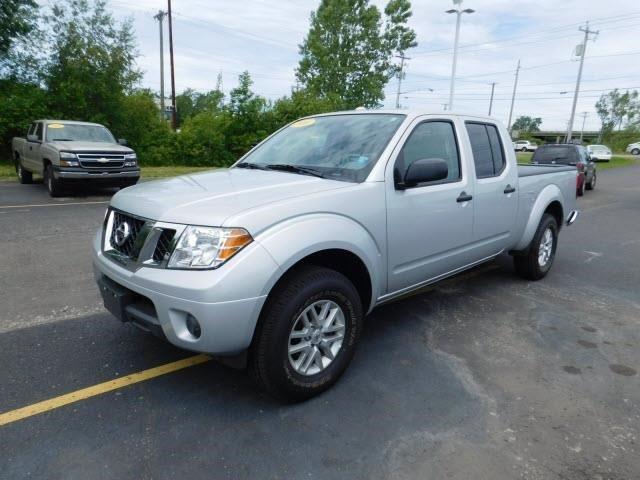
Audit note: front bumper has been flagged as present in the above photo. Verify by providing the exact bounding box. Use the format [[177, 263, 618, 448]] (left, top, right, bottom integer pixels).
[[92, 230, 279, 355], [54, 166, 140, 183]]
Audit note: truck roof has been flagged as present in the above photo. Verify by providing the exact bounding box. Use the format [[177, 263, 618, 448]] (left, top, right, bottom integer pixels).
[[34, 119, 106, 127], [308, 109, 502, 125]]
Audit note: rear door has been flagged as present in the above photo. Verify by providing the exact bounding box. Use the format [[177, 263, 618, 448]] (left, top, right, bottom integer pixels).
[[385, 117, 475, 294], [464, 121, 518, 257], [25, 122, 43, 171]]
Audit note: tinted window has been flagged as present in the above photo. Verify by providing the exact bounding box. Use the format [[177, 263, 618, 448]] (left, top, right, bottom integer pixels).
[[34, 122, 43, 141], [486, 124, 505, 174], [395, 121, 460, 185], [532, 146, 576, 165], [466, 123, 494, 177]]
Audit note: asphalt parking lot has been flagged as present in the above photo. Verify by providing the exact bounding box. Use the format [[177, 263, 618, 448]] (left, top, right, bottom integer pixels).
[[1, 168, 639, 480]]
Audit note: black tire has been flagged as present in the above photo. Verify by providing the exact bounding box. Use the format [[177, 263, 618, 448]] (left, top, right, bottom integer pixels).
[[44, 164, 64, 197], [249, 265, 363, 402], [521, 147, 528, 152], [632, 148, 640, 156], [15, 157, 33, 184], [513, 213, 558, 281], [586, 171, 596, 190], [577, 178, 585, 197]]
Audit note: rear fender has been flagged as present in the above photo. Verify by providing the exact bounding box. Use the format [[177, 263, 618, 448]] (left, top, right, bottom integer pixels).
[[255, 213, 383, 312], [513, 184, 565, 251]]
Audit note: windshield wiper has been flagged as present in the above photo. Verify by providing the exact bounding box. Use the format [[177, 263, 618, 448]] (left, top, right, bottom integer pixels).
[[264, 164, 327, 179], [235, 162, 269, 170]]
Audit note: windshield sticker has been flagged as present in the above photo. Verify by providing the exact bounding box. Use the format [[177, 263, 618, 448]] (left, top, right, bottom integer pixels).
[[291, 118, 316, 128], [48, 123, 65, 129]]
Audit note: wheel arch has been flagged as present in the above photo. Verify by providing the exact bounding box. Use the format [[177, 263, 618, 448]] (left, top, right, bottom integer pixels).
[[513, 184, 565, 252]]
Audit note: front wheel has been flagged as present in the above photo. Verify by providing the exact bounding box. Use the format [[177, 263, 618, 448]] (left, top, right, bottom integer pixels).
[[632, 148, 640, 156], [521, 147, 528, 152], [513, 213, 558, 281], [44, 164, 65, 197], [249, 265, 363, 402]]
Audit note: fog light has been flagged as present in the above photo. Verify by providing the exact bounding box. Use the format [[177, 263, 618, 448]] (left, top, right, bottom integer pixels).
[[186, 314, 201, 338]]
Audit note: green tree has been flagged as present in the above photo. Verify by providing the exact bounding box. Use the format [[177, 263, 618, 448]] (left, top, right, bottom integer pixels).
[[271, 89, 345, 127], [44, 0, 140, 128], [0, 0, 38, 60], [511, 116, 542, 133], [296, 0, 416, 108], [596, 89, 639, 133]]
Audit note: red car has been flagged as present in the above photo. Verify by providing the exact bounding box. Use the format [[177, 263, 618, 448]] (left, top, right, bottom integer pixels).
[[532, 144, 596, 197]]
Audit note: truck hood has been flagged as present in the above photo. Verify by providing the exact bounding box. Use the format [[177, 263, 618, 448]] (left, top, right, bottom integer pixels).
[[49, 141, 133, 153], [110, 168, 352, 226]]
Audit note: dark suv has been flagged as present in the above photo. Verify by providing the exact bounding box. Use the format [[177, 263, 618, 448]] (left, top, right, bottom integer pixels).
[[532, 144, 596, 197]]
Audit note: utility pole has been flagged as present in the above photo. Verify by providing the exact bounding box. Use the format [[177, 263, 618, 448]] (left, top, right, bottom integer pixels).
[[507, 59, 521, 133], [488, 82, 496, 116], [446, 1, 475, 111], [579, 111, 588, 141], [167, 0, 177, 130], [153, 10, 167, 122], [566, 21, 599, 143], [395, 54, 410, 109]]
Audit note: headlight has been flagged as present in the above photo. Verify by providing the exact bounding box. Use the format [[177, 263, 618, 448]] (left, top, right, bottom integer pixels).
[[59, 151, 79, 167], [124, 152, 137, 167], [167, 226, 253, 269]]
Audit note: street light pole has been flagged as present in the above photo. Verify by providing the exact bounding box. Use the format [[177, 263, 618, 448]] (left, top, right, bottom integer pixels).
[[446, 1, 474, 110], [507, 59, 521, 133], [395, 54, 410, 109], [153, 10, 166, 122], [167, 0, 177, 130], [579, 112, 588, 142]]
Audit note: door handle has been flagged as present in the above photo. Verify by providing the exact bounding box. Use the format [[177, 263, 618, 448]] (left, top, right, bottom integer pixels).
[[504, 185, 516, 194], [457, 191, 473, 203]]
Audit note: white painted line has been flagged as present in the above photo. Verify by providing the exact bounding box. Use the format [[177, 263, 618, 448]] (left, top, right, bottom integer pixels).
[[0, 201, 108, 210]]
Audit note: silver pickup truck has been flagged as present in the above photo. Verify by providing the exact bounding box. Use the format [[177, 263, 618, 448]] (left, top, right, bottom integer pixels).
[[93, 111, 577, 401], [12, 120, 140, 196]]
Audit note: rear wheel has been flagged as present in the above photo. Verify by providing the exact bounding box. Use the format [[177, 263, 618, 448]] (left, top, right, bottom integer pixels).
[[513, 213, 558, 281], [521, 147, 528, 152], [586, 171, 596, 190], [15, 158, 33, 184], [44, 164, 65, 197], [249, 265, 363, 402], [632, 148, 640, 155]]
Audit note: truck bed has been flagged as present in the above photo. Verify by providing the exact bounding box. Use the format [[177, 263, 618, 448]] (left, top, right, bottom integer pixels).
[[517, 164, 575, 177]]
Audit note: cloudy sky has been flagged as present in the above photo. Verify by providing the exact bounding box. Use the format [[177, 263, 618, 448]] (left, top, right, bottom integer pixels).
[[99, 1, 640, 130]]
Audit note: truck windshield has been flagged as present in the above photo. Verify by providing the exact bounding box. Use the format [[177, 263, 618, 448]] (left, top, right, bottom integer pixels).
[[46, 123, 116, 143], [235, 114, 405, 183], [532, 146, 576, 165]]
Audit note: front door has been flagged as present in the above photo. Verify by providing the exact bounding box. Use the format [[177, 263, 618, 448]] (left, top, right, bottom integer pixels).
[[386, 118, 475, 294]]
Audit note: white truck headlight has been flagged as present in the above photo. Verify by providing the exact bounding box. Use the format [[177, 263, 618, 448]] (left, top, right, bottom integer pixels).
[[59, 151, 79, 167], [167, 226, 253, 269], [124, 153, 137, 167]]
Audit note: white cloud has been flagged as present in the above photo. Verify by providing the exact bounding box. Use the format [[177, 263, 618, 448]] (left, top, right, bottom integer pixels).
[[107, 0, 639, 130]]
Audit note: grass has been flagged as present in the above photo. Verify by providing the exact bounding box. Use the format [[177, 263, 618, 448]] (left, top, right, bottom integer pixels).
[[1, 154, 638, 181], [0, 163, 215, 181]]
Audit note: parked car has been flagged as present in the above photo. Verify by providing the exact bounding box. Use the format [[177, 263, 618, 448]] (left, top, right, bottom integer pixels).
[[12, 120, 140, 197], [513, 140, 538, 152], [587, 144, 612, 162], [626, 142, 640, 155], [532, 144, 596, 197], [93, 111, 578, 401]]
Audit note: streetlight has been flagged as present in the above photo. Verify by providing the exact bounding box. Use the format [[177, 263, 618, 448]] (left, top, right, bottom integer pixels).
[[446, 0, 474, 110]]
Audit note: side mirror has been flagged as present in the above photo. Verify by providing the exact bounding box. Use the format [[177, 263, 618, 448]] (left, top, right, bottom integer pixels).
[[118, 138, 128, 146], [27, 134, 39, 142], [400, 158, 449, 189]]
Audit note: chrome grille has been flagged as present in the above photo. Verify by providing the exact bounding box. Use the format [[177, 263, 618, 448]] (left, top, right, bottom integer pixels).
[[109, 211, 146, 258], [153, 229, 176, 262], [77, 152, 126, 169]]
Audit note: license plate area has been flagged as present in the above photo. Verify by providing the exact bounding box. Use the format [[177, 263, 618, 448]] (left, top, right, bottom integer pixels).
[[98, 275, 136, 322]]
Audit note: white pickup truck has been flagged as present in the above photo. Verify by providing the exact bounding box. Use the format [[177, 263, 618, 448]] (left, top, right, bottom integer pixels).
[[93, 111, 578, 400], [12, 120, 140, 196]]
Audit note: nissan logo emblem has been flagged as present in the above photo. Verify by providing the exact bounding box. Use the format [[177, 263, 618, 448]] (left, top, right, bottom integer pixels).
[[114, 222, 131, 247]]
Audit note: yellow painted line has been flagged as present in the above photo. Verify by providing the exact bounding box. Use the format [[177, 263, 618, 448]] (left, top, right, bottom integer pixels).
[[0, 201, 109, 209], [0, 354, 211, 427]]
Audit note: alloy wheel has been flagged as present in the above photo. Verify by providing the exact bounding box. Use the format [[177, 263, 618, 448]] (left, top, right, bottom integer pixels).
[[538, 227, 554, 267]]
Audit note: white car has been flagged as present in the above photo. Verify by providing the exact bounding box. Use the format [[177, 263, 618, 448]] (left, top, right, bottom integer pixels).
[[626, 142, 640, 155], [587, 144, 612, 162], [513, 140, 538, 152]]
